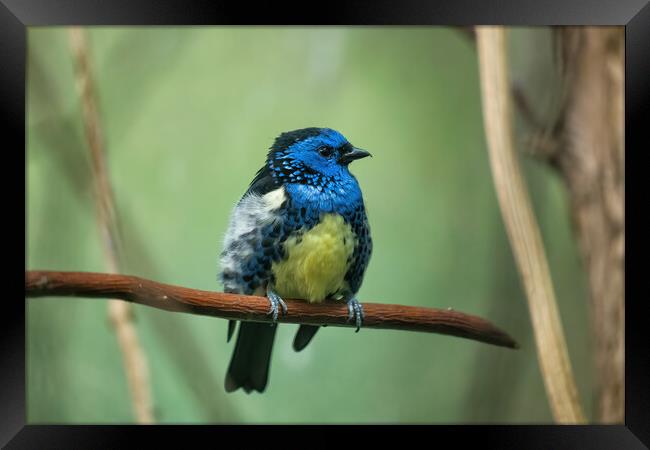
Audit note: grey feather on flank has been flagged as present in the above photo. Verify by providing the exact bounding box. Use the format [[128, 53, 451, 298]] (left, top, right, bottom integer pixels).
[[219, 187, 286, 293]]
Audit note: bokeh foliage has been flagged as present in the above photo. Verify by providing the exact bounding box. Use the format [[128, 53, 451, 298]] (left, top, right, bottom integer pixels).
[[27, 27, 592, 423]]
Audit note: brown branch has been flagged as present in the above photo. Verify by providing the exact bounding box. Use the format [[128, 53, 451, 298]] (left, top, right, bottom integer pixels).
[[26, 270, 519, 350], [476, 26, 585, 423], [68, 27, 154, 424]]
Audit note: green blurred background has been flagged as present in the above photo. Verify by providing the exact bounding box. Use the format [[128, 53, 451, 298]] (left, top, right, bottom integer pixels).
[[26, 27, 593, 423]]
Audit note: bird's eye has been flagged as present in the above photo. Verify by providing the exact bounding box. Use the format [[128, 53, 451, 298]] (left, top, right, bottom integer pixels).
[[318, 146, 334, 158]]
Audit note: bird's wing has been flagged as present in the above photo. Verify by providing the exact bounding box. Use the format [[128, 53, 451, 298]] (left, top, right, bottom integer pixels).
[[221, 166, 286, 394], [219, 166, 286, 295]]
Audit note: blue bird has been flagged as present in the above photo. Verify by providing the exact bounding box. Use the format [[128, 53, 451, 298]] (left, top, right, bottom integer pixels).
[[218, 127, 372, 393]]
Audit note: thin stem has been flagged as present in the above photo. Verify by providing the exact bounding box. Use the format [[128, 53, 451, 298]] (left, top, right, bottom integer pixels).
[[476, 26, 586, 423], [68, 27, 154, 424]]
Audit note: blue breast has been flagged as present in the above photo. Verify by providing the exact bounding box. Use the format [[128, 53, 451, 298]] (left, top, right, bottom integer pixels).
[[284, 181, 371, 295]]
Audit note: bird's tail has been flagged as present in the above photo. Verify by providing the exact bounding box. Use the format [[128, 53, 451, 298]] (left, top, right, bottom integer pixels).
[[225, 321, 277, 393]]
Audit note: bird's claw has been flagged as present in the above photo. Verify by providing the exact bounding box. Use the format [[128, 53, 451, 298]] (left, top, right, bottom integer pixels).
[[267, 288, 287, 324], [346, 297, 364, 332]]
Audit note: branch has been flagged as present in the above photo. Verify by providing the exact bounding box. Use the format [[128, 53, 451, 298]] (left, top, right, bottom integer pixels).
[[26, 271, 519, 350], [476, 26, 585, 423]]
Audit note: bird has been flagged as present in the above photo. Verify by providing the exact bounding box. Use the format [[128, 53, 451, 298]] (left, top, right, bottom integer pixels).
[[218, 127, 372, 394]]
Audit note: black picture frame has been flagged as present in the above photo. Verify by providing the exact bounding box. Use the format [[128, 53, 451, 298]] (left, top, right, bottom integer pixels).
[[8, 0, 648, 447]]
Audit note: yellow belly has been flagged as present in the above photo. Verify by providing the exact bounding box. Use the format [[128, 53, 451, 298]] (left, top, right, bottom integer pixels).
[[271, 213, 356, 303]]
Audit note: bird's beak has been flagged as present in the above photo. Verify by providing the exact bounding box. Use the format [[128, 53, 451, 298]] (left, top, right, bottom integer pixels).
[[339, 147, 372, 165]]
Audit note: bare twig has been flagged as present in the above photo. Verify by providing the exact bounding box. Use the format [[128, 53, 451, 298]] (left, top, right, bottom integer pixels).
[[68, 28, 154, 424], [26, 271, 519, 350], [476, 26, 585, 423]]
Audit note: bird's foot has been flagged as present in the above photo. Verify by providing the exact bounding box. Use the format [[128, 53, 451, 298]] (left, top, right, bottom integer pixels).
[[346, 297, 365, 332], [266, 287, 287, 324]]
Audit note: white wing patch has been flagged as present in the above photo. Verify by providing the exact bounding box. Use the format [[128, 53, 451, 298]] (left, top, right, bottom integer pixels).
[[262, 187, 286, 211]]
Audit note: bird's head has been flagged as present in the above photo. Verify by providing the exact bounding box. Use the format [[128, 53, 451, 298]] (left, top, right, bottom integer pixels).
[[266, 128, 371, 186]]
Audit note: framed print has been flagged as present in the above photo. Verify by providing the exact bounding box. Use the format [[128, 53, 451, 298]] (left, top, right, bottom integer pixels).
[[6, 0, 648, 447]]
